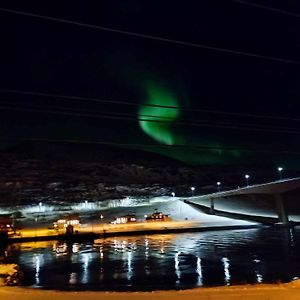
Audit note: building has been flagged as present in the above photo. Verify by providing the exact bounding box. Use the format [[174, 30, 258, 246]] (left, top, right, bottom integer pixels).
[[53, 214, 80, 229], [0, 216, 14, 236], [111, 214, 136, 224], [145, 211, 171, 221]]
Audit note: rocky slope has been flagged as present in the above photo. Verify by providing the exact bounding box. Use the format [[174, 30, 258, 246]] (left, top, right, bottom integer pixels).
[[0, 140, 296, 207]]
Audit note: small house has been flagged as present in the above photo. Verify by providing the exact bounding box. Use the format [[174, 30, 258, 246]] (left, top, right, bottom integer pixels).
[[145, 211, 171, 222], [53, 214, 80, 229], [111, 214, 136, 224], [0, 216, 13, 232]]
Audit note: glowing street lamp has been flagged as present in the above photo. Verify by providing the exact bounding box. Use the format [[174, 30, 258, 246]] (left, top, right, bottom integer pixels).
[[245, 174, 250, 186], [277, 167, 283, 180], [217, 182, 221, 192], [171, 192, 175, 197], [190, 186, 195, 196]]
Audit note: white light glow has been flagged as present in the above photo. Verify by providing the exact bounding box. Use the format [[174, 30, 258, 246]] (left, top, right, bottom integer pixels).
[[127, 251, 133, 280], [222, 257, 231, 285], [196, 256, 203, 286], [175, 252, 181, 280]]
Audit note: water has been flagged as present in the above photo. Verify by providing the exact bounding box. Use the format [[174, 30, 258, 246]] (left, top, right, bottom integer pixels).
[[2, 227, 300, 291]]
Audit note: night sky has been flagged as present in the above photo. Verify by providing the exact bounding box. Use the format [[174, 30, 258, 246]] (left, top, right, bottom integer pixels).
[[1, 0, 300, 166]]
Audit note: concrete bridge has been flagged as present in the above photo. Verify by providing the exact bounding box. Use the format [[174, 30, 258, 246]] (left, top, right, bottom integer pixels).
[[184, 177, 300, 225]]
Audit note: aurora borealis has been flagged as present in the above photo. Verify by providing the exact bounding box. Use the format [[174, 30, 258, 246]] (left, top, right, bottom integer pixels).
[[135, 82, 249, 165], [138, 83, 181, 145], [1, 1, 300, 168]]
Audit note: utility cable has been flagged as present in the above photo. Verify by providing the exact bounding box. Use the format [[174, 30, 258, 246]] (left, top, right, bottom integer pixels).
[[231, 0, 300, 18], [0, 7, 299, 65], [1, 100, 300, 132], [5, 137, 300, 156], [1, 88, 300, 123], [2, 104, 300, 135]]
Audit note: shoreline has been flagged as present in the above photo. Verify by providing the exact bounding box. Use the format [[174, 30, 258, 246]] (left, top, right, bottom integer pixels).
[[3, 223, 262, 244], [1, 280, 300, 300]]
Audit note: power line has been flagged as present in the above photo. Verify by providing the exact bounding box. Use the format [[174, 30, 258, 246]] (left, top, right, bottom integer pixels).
[[5, 137, 300, 156], [1, 88, 300, 123], [1, 100, 300, 132], [231, 0, 300, 18], [0, 100, 177, 121], [2, 103, 300, 135], [0, 88, 181, 110], [0, 88, 144, 108], [0, 7, 299, 65]]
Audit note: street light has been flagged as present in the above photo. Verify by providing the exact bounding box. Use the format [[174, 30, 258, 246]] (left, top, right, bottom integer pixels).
[[217, 182, 221, 192], [245, 174, 250, 186], [171, 192, 175, 197], [277, 167, 283, 180], [190, 186, 195, 196]]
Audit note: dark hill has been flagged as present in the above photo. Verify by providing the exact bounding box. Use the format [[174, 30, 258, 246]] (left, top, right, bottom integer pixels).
[[3, 140, 182, 167]]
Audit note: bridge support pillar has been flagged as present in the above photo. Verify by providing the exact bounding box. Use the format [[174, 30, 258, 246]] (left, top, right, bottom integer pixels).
[[274, 193, 289, 224], [210, 198, 215, 214]]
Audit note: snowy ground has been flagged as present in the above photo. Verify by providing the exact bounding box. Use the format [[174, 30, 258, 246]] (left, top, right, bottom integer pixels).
[[3, 197, 253, 230], [1, 280, 300, 300]]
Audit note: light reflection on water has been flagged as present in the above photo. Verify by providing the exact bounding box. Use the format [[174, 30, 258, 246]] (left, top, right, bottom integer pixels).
[[3, 227, 300, 291], [34, 254, 40, 286]]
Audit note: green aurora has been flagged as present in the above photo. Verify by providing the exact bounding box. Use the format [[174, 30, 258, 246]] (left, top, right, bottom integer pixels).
[[138, 83, 182, 145], [137, 83, 247, 165]]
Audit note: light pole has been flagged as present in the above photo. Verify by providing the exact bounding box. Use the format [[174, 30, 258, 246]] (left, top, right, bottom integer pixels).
[[217, 182, 221, 192], [278, 167, 283, 180], [190, 186, 195, 197], [245, 174, 250, 186]]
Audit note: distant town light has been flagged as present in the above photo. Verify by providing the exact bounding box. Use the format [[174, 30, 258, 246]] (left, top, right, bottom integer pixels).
[[84, 200, 88, 209], [278, 167, 283, 180], [171, 192, 175, 197], [38, 202, 43, 213], [245, 174, 250, 186], [190, 186, 195, 196]]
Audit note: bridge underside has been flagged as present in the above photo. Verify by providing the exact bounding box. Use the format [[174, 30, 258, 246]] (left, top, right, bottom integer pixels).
[[184, 199, 278, 224], [184, 186, 300, 225]]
